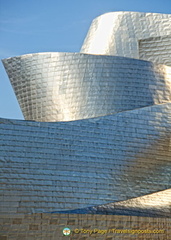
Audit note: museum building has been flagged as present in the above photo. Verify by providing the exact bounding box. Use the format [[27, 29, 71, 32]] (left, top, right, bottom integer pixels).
[[1, 12, 171, 240]]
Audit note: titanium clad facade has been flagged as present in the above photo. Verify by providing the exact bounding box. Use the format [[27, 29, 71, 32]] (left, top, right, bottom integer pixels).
[[93, 189, 171, 217], [139, 35, 171, 66], [2, 53, 171, 122], [0, 102, 171, 214], [81, 12, 171, 65], [1, 11, 171, 223]]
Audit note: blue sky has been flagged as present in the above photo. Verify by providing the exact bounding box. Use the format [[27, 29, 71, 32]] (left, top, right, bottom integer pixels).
[[1, 0, 171, 120]]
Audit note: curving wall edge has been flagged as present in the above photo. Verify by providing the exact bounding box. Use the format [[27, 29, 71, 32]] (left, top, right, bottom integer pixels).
[[80, 12, 171, 66], [2, 53, 171, 122], [0, 102, 171, 214], [1, 11, 171, 218]]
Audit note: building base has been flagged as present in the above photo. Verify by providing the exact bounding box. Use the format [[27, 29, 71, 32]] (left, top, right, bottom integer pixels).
[[0, 213, 170, 240]]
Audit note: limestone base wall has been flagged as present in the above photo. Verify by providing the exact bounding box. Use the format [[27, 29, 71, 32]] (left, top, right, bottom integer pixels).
[[0, 213, 170, 240]]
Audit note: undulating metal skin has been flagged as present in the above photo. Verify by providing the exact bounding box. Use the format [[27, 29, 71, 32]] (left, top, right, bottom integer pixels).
[[0, 103, 171, 214], [2, 53, 171, 122], [139, 35, 171, 66], [81, 12, 171, 65], [1, 11, 171, 217], [57, 189, 171, 218]]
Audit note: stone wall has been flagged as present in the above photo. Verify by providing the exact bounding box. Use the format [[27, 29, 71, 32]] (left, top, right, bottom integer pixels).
[[0, 213, 170, 240]]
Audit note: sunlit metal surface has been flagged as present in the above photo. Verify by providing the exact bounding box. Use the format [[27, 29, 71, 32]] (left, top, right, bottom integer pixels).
[[2, 53, 171, 122], [1, 11, 171, 217], [0, 102, 171, 213], [139, 35, 171, 66], [81, 12, 171, 65], [57, 189, 171, 218]]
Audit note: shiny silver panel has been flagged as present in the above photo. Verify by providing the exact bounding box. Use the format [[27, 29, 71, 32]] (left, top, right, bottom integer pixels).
[[139, 35, 171, 66], [81, 12, 171, 65], [86, 189, 171, 217], [1, 11, 171, 217], [0, 102, 171, 214], [2, 53, 171, 122]]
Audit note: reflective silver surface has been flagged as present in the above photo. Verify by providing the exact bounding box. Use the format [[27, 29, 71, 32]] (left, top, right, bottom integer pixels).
[[85, 189, 171, 217], [81, 12, 171, 65], [0, 102, 171, 214], [139, 35, 171, 66], [2, 53, 171, 122], [1, 11, 171, 216]]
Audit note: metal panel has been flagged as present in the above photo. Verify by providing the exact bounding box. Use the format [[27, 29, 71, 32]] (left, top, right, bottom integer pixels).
[[2, 53, 171, 122], [81, 12, 171, 65], [139, 35, 171, 66], [0, 102, 171, 214], [1, 11, 171, 217]]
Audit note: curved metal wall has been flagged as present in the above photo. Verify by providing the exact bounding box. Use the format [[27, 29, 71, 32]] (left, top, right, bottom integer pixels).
[[80, 12, 171, 65], [0, 102, 171, 214], [2, 53, 171, 122], [1, 11, 171, 217], [139, 35, 171, 66]]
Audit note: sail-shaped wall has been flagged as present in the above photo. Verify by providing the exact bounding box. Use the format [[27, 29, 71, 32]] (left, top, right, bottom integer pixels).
[[1, 12, 171, 220]]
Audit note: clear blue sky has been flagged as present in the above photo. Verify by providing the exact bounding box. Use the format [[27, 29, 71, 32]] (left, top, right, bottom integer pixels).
[[1, 0, 171, 120]]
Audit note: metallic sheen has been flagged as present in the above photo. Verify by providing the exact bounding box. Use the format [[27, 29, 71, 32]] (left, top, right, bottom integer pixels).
[[81, 12, 171, 65], [1, 11, 171, 218], [2, 53, 171, 122]]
